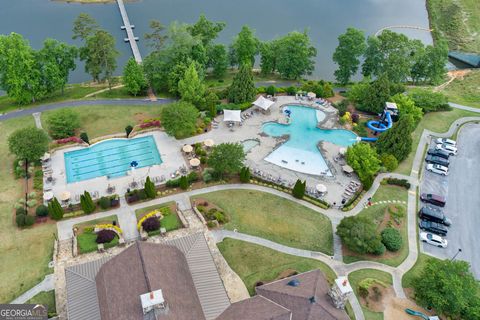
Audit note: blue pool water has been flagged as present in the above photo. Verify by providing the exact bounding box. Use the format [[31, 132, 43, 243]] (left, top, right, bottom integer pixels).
[[262, 105, 357, 175], [64, 135, 162, 183]]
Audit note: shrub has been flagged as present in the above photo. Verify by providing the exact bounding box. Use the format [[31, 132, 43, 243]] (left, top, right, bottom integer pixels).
[[239, 166, 251, 183], [337, 215, 384, 255], [98, 197, 111, 210], [381, 227, 402, 251], [292, 179, 306, 199], [80, 191, 96, 214], [202, 169, 214, 183], [56, 136, 83, 145], [125, 125, 134, 137], [385, 178, 410, 189], [380, 154, 399, 172], [179, 175, 189, 190], [26, 199, 37, 208], [286, 86, 297, 95], [137, 189, 148, 200], [28, 192, 36, 199], [24, 215, 35, 226], [144, 176, 156, 199], [16, 214, 26, 227], [95, 229, 117, 244], [48, 197, 64, 220], [266, 86, 277, 96], [46, 109, 80, 139], [207, 221, 217, 228], [351, 113, 360, 124], [80, 132, 89, 144], [142, 217, 160, 232], [214, 211, 227, 224], [35, 205, 49, 217], [16, 207, 26, 216]]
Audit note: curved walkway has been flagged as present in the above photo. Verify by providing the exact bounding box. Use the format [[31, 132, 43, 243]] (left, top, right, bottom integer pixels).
[[0, 98, 174, 121], [10, 274, 54, 304]]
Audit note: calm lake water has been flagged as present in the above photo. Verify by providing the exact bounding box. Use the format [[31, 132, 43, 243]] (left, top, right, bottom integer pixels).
[[0, 0, 432, 83]]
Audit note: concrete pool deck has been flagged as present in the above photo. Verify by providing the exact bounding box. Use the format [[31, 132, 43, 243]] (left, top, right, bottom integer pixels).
[[47, 131, 187, 203]]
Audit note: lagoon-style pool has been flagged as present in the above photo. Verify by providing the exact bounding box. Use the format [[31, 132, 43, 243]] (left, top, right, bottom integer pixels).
[[262, 105, 357, 175], [64, 135, 162, 183]]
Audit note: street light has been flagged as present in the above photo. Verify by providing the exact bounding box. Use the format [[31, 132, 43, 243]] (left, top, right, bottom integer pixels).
[[451, 248, 462, 261]]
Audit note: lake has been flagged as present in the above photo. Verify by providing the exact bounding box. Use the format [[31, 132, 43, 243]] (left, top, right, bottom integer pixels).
[[0, 0, 432, 83]]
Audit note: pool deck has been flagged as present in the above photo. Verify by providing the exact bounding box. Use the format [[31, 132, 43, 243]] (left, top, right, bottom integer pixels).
[[47, 131, 187, 203]]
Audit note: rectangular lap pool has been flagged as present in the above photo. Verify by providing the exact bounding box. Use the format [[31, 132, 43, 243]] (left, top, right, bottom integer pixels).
[[64, 135, 162, 183]]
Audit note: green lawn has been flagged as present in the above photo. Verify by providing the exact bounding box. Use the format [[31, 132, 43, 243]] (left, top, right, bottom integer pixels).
[[442, 70, 480, 109], [73, 215, 118, 230], [0, 117, 56, 303], [26, 290, 56, 317], [193, 190, 333, 254], [217, 238, 336, 296], [343, 185, 409, 267], [41, 104, 164, 139], [402, 253, 440, 289], [135, 202, 182, 233], [348, 269, 393, 320], [77, 232, 119, 254], [395, 108, 479, 175]]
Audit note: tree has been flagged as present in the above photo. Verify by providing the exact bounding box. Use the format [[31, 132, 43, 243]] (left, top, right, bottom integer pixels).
[[0, 33, 40, 104], [46, 109, 80, 139], [207, 44, 228, 78], [333, 28, 366, 84], [292, 179, 306, 199], [35, 205, 49, 217], [337, 216, 385, 254], [346, 143, 381, 189], [228, 63, 256, 103], [381, 227, 402, 251], [80, 132, 89, 144], [380, 154, 398, 172], [144, 20, 167, 51], [187, 14, 225, 46], [205, 91, 219, 116], [80, 191, 95, 214], [161, 101, 199, 138], [8, 127, 49, 162], [48, 197, 64, 220], [125, 125, 134, 138], [390, 93, 423, 126], [123, 58, 147, 96], [239, 167, 251, 183], [72, 13, 99, 41], [411, 40, 448, 85], [207, 143, 245, 177], [38, 39, 78, 95], [80, 30, 119, 87], [144, 176, 156, 198], [178, 61, 205, 108], [408, 88, 450, 113], [231, 25, 259, 66], [179, 175, 189, 190], [376, 114, 414, 162], [413, 259, 480, 318]]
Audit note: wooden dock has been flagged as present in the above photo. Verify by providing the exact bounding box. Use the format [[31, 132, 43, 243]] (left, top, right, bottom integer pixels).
[[116, 0, 142, 63]]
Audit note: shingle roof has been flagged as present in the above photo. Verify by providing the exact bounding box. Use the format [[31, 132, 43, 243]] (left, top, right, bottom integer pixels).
[[216, 295, 292, 320], [64, 233, 230, 320]]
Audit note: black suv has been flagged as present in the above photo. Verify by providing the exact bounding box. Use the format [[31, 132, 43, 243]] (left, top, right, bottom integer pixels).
[[419, 206, 452, 226], [420, 193, 446, 207], [419, 220, 448, 236], [425, 155, 449, 167], [427, 148, 450, 160]]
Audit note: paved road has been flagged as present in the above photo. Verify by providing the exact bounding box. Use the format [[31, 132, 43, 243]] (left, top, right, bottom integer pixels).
[[449, 102, 480, 113], [0, 98, 174, 122], [420, 124, 480, 278]]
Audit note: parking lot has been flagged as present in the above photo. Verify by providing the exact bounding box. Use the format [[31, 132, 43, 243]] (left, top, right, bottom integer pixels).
[[420, 124, 480, 279]]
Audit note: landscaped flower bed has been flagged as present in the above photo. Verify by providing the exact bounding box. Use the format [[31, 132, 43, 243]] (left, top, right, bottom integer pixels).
[[135, 203, 182, 237], [74, 215, 120, 254], [194, 200, 229, 229]]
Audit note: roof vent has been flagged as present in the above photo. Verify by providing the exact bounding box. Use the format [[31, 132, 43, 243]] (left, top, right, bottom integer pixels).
[[287, 279, 300, 287], [140, 289, 166, 315]]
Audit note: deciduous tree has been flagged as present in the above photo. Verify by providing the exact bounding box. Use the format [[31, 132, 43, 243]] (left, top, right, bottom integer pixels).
[[46, 109, 81, 139], [123, 58, 147, 96], [333, 28, 366, 84], [346, 143, 381, 189], [207, 143, 245, 177], [178, 61, 205, 108], [337, 216, 385, 254], [187, 14, 225, 46], [8, 127, 49, 162], [144, 20, 167, 51], [72, 13, 99, 41], [231, 25, 259, 66], [161, 101, 199, 138]]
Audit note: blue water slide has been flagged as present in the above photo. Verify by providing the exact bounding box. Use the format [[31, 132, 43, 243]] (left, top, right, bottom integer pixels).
[[359, 111, 393, 142], [405, 308, 430, 320]]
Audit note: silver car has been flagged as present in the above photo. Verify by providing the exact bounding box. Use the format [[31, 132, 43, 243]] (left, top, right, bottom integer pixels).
[[420, 232, 448, 248], [426, 163, 449, 176]]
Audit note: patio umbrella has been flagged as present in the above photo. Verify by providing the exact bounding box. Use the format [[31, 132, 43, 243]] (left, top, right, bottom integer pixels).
[[342, 165, 354, 174], [182, 144, 193, 153], [307, 92, 316, 99], [315, 184, 327, 193], [60, 191, 71, 201], [189, 158, 201, 167], [43, 191, 54, 201], [203, 139, 214, 147], [339, 148, 347, 155]]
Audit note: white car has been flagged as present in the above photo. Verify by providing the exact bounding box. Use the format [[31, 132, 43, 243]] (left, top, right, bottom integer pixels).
[[436, 138, 456, 147], [435, 143, 457, 156], [426, 163, 449, 176], [420, 232, 448, 248]]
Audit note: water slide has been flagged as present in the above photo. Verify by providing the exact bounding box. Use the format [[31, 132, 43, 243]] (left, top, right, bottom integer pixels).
[[404, 308, 430, 320], [360, 111, 393, 142]]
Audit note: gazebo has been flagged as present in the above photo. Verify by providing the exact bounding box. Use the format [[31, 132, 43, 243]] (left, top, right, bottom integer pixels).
[[223, 109, 242, 123], [252, 96, 274, 111]]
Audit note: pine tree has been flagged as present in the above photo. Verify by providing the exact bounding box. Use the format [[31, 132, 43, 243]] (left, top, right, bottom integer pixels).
[[292, 179, 305, 199], [239, 167, 251, 183], [376, 114, 414, 162], [48, 197, 64, 220], [228, 63, 256, 104], [179, 175, 189, 190], [80, 191, 95, 214], [144, 176, 156, 198]]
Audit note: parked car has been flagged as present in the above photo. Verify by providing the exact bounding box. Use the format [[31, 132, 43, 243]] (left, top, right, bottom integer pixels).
[[426, 164, 449, 176], [419, 220, 448, 236], [427, 148, 450, 160], [436, 138, 456, 147], [425, 155, 449, 167], [436, 143, 457, 156], [420, 193, 446, 207], [419, 206, 452, 226], [420, 232, 448, 248]]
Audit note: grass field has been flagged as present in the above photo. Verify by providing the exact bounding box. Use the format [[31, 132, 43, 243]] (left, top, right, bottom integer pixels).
[[349, 269, 393, 320], [135, 203, 181, 233], [343, 185, 409, 267], [395, 108, 479, 175], [217, 238, 336, 295], [74, 215, 119, 254], [26, 290, 56, 316], [442, 70, 480, 109], [193, 190, 333, 254], [0, 117, 56, 303]]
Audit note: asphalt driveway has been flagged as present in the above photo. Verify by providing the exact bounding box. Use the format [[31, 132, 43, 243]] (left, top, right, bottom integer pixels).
[[420, 124, 480, 279]]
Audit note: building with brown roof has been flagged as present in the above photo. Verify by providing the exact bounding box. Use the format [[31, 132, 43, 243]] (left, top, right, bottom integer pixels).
[[217, 269, 350, 320]]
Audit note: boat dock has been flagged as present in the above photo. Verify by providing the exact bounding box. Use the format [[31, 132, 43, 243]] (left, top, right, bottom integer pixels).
[[116, 0, 142, 63]]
